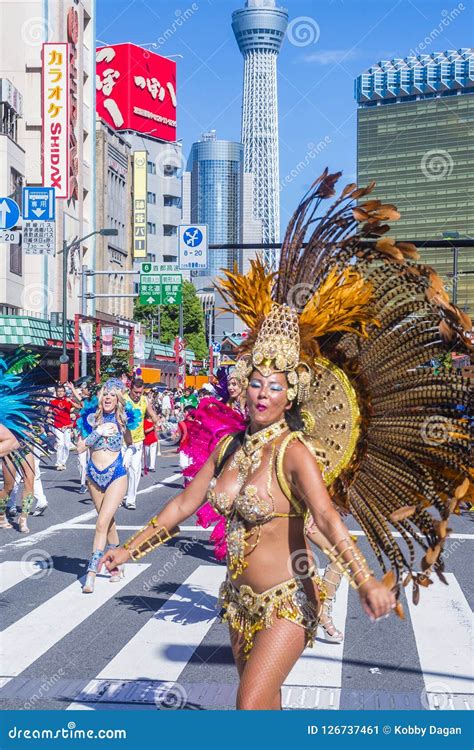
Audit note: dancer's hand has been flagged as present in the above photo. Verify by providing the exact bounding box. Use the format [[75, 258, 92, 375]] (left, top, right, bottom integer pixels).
[[96, 423, 118, 437], [358, 578, 396, 622], [98, 546, 130, 573]]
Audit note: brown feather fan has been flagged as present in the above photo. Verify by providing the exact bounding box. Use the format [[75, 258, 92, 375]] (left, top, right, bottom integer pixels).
[[215, 170, 472, 608]]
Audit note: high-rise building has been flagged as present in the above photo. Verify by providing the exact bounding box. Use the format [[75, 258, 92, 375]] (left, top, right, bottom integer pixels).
[[95, 118, 133, 321], [355, 49, 474, 313], [126, 134, 183, 298], [232, 0, 288, 267], [184, 130, 244, 339], [187, 130, 244, 279], [0, 0, 96, 328]]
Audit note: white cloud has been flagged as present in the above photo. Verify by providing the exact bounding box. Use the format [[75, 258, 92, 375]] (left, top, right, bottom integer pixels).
[[302, 49, 359, 65]]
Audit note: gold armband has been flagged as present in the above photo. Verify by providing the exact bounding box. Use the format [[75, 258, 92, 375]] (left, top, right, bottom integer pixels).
[[123, 520, 179, 561], [322, 537, 374, 590]]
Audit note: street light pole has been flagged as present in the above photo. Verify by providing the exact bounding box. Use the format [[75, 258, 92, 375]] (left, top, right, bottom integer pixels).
[[58, 228, 118, 383]]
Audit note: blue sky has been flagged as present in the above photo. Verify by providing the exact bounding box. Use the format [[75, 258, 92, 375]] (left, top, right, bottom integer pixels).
[[96, 0, 472, 231]]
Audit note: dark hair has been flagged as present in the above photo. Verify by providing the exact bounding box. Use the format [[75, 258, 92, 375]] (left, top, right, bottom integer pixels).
[[131, 378, 144, 388], [183, 405, 195, 414], [284, 401, 305, 432]]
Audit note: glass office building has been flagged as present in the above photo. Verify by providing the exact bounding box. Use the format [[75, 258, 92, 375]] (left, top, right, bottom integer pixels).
[[355, 49, 474, 313], [187, 131, 244, 279]]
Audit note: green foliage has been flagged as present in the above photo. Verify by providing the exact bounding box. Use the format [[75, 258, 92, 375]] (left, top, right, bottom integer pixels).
[[134, 280, 207, 359]]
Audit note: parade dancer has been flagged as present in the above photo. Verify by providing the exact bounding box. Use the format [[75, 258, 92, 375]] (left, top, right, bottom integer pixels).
[[123, 378, 161, 510], [102, 171, 471, 709], [76, 379, 140, 593]]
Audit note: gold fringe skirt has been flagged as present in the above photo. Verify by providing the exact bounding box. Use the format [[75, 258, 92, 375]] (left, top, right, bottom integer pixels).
[[218, 567, 323, 656]]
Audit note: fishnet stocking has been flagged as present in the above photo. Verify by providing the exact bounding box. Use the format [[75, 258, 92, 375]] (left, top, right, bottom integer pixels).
[[231, 616, 308, 710]]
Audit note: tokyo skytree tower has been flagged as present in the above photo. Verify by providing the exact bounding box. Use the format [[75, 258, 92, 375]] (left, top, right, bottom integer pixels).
[[232, 0, 288, 267]]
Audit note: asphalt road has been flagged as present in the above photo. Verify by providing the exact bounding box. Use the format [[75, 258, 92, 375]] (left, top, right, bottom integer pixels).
[[0, 445, 472, 711]]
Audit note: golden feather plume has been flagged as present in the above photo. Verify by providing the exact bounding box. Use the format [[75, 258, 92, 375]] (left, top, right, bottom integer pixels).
[[215, 256, 275, 333], [299, 267, 378, 358]]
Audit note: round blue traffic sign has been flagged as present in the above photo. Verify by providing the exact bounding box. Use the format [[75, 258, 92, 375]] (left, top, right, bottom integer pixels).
[[183, 227, 203, 248], [0, 197, 20, 230]]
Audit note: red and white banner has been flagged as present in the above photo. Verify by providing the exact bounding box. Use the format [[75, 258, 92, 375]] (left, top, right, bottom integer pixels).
[[80, 322, 93, 354], [101, 327, 113, 357], [42, 43, 69, 198]]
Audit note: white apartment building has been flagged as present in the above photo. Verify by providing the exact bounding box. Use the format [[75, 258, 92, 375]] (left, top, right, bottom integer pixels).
[[0, 0, 95, 323]]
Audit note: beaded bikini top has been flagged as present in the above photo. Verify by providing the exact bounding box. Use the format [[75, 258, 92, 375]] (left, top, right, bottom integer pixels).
[[92, 413, 124, 452], [206, 420, 321, 578]]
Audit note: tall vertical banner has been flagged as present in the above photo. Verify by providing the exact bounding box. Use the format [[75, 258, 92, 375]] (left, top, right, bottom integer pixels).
[[134, 333, 145, 360], [80, 322, 94, 354], [101, 327, 114, 356], [133, 151, 147, 259], [42, 43, 69, 199]]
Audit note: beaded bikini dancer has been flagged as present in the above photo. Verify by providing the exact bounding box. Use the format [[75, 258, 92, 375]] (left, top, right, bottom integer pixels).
[[101, 172, 471, 703]]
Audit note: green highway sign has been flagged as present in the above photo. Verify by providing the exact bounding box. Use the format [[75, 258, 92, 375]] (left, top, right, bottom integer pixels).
[[139, 263, 182, 305], [161, 273, 182, 305]]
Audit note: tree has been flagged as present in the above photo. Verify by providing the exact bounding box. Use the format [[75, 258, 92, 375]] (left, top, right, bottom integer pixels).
[[134, 280, 208, 359]]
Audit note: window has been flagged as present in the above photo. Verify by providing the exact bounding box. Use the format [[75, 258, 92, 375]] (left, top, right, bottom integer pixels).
[[147, 191, 156, 204], [163, 224, 177, 236], [163, 255, 177, 263], [147, 160, 156, 174], [163, 164, 178, 177], [163, 195, 181, 208], [147, 222, 156, 235], [10, 240, 22, 275]]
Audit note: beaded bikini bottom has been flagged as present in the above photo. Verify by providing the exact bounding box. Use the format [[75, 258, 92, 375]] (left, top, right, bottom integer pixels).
[[86, 453, 127, 491], [218, 567, 324, 656]]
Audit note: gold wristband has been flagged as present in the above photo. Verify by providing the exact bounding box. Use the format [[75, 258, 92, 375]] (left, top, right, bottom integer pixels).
[[323, 537, 374, 590], [124, 523, 179, 561]]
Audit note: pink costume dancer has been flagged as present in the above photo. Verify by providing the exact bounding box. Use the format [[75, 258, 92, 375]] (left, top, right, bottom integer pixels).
[[182, 395, 246, 559]]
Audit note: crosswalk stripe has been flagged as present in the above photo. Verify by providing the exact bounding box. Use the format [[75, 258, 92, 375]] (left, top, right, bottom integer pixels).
[[0, 561, 53, 595], [407, 573, 473, 701], [67, 565, 224, 709], [284, 571, 349, 708], [0, 564, 150, 678]]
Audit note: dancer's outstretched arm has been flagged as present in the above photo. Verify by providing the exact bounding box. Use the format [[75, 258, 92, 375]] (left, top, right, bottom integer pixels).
[[99, 448, 218, 571]]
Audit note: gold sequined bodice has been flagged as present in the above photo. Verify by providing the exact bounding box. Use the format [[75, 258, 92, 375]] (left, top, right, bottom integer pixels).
[[206, 420, 306, 578]]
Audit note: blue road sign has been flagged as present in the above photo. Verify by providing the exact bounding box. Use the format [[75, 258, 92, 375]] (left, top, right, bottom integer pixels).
[[211, 341, 221, 353], [178, 224, 208, 270], [22, 187, 55, 221], [0, 197, 20, 230]]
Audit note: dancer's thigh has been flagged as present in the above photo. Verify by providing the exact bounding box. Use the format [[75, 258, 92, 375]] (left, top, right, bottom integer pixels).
[[237, 616, 307, 710]]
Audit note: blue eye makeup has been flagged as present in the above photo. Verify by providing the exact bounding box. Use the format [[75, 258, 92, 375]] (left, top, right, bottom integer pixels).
[[270, 383, 284, 391]]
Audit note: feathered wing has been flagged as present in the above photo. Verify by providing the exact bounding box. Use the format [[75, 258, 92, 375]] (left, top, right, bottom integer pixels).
[[215, 170, 472, 609], [0, 353, 55, 467], [277, 172, 472, 609]]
